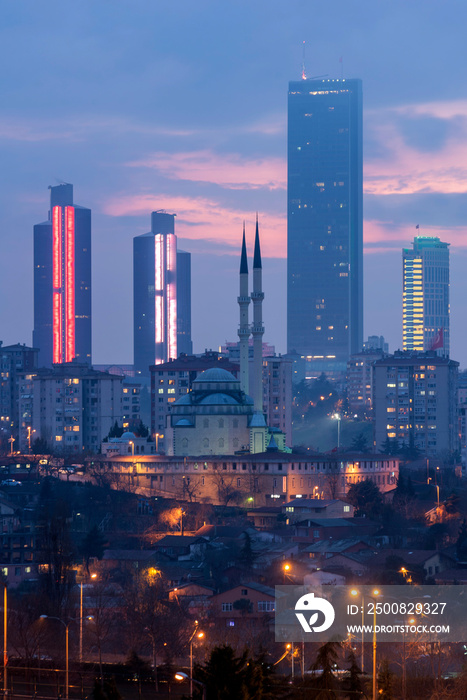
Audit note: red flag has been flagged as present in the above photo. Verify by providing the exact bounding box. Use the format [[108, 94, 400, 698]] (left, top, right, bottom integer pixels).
[[429, 328, 444, 350]]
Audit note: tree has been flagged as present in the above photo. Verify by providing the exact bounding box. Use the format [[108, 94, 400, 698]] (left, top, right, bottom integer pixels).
[[342, 650, 363, 699], [32, 436, 50, 454], [350, 432, 368, 453], [377, 658, 393, 700], [134, 420, 149, 438], [456, 518, 467, 562], [239, 531, 255, 568], [346, 479, 383, 518], [194, 645, 275, 700], [380, 437, 400, 456], [107, 421, 123, 439], [310, 641, 341, 698], [81, 525, 106, 571]]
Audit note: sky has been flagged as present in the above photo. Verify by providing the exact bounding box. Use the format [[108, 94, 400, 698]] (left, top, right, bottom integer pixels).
[[2, 0, 467, 366]]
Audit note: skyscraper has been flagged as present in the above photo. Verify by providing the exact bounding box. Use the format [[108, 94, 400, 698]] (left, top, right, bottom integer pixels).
[[287, 78, 363, 375], [402, 236, 450, 356], [33, 183, 92, 367], [134, 211, 192, 377]]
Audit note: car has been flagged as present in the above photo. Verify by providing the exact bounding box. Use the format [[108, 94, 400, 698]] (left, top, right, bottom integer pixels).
[[1, 479, 21, 487]]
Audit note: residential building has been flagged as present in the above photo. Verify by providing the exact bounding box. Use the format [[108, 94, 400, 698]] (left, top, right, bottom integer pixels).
[[133, 211, 192, 378], [0, 343, 38, 452], [262, 356, 292, 445], [33, 183, 92, 367], [287, 78, 363, 375], [373, 351, 458, 456], [403, 236, 450, 356], [346, 348, 386, 415], [33, 362, 123, 453]]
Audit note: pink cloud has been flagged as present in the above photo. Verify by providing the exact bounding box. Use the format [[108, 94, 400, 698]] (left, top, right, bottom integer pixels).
[[127, 150, 286, 191], [365, 102, 467, 195], [103, 193, 286, 258]]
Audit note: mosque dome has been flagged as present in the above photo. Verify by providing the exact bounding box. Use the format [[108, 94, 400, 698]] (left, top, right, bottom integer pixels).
[[193, 367, 238, 383], [199, 393, 240, 405]]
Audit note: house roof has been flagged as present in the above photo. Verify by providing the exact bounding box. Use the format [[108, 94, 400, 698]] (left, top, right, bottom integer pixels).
[[304, 538, 371, 554]]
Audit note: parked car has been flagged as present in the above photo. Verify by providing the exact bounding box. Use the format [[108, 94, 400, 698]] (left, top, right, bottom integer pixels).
[[1, 479, 21, 487]]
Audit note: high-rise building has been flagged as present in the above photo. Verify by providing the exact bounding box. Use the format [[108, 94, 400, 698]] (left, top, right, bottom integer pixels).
[[33, 183, 92, 368], [0, 342, 38, 451], [287, 78, 363, 375], [134, 211, 192, 378], [373, 351, 458, 456], [402, 236, 450, 356]]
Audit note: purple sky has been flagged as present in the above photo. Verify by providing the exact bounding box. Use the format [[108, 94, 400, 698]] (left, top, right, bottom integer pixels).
[[2, 1, 467, 366]]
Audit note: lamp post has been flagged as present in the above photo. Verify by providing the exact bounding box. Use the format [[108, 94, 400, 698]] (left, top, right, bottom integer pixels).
[[350, 588, 380, 700], [27, 427, 36, 454], [189, 624, 204, 697], [350, 589, 364, 673], [3, 585, 7, 698], [7, 437, 14, 456], [175, 671, 206, 700], [333, 413, 341, 450], [129, 440, 134, 456], [79, 572, 97, 663], [40, 616, 69, 699], [283, 563, 291, 583]]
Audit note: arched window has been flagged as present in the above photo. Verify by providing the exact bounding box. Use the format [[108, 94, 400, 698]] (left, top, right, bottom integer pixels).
[[233, 419, 239, 429], [218, 438, 224, 448], [203, 418, 209, 428], [203, 438, 209, 448], [233, 438, 239, 448], [218, 418, 224, 428], [182, 438, 188, 448]]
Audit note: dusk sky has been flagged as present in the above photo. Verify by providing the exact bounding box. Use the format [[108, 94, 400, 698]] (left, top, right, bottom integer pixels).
[[2, 1, 467, 365]]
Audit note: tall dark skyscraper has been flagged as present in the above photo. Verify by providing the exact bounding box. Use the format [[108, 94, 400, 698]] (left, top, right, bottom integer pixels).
[[133, 211, 192, 378], [33, 183, 92, 368], [287, 78, 363, 375]]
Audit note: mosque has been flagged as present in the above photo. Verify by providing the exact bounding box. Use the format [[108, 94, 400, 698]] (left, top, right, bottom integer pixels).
[[166, 219, 289, 456]]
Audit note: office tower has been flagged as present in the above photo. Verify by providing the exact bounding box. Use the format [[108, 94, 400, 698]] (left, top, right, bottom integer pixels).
[[373, 351, 458, 456], [346, 347, 386, 416], [287, 78, 363, 375], [402, 236, 450, 356], [33, 183, 92, 367], [134, 211, 192, 378], [176, 249, 193, 356], [0, 342, 38, 451]]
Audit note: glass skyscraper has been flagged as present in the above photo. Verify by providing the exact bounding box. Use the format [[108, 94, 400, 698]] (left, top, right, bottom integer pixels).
[[33, 184, 92, 368], [287, 78, 363, 374], [133, 211, 192, 378], [402, 236, 450, 356]]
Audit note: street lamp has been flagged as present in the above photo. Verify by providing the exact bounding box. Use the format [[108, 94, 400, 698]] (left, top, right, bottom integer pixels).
[[79, 572, 98, 663], [189, 623, 204, 697], [350, 588, 380, 700], [174, 671, 206, 700], [283, 562, 291, 583], [155, 433, 163, 452], [333, 413, 341, 450], [2, 585, 7, 698], [129, 440, 135, 456], [27, 427, 36, 454], [40, 615, 69, 699]]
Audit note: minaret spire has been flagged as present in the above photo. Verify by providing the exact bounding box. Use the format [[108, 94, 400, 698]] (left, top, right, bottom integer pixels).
[[238, 222, 250, 395], [251, 214, 265, 413]]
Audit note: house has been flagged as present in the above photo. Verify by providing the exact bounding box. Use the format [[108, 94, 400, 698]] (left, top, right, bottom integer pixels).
[[152, 535, 209, 560], [283, 499, 354, 523], [209, 582, 276, 624]]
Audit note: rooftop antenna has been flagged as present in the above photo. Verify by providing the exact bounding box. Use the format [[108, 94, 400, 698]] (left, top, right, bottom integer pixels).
[[301, 41, 307, 80]]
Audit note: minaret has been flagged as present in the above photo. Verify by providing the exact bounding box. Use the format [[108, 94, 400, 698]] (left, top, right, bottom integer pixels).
[[251, 214, 265, 412], [238, 224, 250, 395]]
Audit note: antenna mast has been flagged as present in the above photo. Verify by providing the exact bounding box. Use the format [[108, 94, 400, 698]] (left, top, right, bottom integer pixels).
[[301, 40, 307, 80]]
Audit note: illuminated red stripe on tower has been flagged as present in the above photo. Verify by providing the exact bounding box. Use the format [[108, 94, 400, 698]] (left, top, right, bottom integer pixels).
[[52, 206, 63, 363], [65, 206, 75, 362]]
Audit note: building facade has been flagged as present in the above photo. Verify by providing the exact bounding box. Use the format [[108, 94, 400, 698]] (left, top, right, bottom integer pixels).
[[346, 348, 386, 415], [33, 362, 123, 453], [402, 236, 450, 356], [373, 351, 458, 456], [134, 211, 192, 378], [262, 356, 293, 445], [33, 183, 92, 368], [287, 78, 363, 374], [86, 451, 399, 507], [0, 343, 38, 452]]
